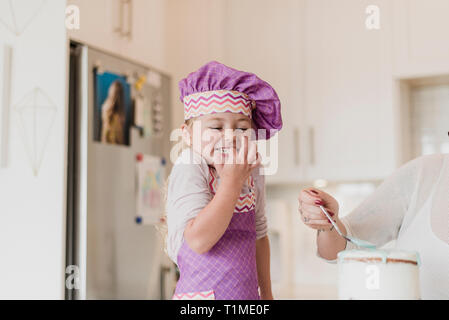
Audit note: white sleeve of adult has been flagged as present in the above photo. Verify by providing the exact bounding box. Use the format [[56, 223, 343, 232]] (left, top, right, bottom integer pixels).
[[340, 156, 424, 248]]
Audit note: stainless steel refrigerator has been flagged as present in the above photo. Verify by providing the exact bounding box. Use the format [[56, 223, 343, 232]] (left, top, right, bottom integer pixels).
[[66, 42, 177, 300]]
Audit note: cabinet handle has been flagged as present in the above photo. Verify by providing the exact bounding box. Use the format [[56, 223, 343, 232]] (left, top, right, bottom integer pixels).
[[309, 127, 315, 165], [121, 0, 133, 40], [113, 0, 124, 33], [293, 127, 300, 166], [128, 0, 133, 40]]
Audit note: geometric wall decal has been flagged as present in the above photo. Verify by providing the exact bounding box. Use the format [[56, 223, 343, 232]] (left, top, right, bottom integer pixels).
[[0, 0, 47, 36], [14, 87, 57, 176]]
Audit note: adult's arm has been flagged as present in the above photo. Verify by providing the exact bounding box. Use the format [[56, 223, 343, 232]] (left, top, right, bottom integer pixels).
[[317, 156, 424, 261]]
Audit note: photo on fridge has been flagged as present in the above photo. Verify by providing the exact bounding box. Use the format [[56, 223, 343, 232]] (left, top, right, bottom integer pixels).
[[93, 70, 132, 146]]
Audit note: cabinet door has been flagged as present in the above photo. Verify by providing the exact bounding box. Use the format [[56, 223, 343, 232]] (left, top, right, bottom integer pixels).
[[67, 0, 123, 54], [67, 0, 166, 70], [118, 0, 166, 69], [393, 0, 449, 77], [262, 123, 304, 185], [304, 0, 397, 182], [224, 0, 306, 184]]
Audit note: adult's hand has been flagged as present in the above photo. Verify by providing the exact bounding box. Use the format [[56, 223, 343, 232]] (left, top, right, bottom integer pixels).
[[298, 188, 339, 231]]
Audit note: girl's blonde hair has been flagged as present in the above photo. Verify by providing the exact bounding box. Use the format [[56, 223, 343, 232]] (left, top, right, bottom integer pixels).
[[157, 119, 195, 255], [181, 118, 194, 149], [155, 176, 170, 255]]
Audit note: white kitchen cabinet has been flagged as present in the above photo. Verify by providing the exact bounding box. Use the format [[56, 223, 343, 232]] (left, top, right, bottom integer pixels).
[[67, 0, 166, 71], [119, 0, 166, 69], [303, 0, 398, 182], [67, 0, 123, 55], [223, 0, 307, 184], [164, 0, 227, 127], [393, 0, 449, 78], [68, 0, 445, 183], [223, 0, 400, 184]]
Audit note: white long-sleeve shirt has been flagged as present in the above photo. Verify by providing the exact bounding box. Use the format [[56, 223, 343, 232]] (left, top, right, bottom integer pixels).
[[165, 148, 268, 264], [326, 153, 449, 299]]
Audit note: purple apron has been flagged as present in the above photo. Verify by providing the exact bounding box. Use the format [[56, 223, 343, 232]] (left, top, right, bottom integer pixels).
[[173, 166, 259, 300]]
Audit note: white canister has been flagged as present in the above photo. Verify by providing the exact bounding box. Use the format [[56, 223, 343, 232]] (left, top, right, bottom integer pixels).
[[337, 249, 421, 300]]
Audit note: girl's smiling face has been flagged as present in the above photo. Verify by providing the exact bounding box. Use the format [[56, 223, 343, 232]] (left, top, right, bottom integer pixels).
[[181, 112, 255, 165]]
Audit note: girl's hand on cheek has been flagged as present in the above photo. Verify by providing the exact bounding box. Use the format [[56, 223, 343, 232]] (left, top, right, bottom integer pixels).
[[215, 135, 261, 186]]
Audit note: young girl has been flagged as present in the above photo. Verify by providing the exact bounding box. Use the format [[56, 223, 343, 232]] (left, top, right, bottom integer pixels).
[[166, 61, 282, 300]]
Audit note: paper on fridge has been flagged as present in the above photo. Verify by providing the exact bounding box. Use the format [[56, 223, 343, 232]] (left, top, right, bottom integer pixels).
[[135, 153, 166, 225]]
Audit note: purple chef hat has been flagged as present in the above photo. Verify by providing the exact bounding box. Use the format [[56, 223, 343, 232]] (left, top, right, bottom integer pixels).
[[179, 61, 282, 139]]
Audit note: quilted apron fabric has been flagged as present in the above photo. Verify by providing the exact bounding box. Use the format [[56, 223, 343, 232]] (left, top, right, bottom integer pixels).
[[173, 167, 259, 300]]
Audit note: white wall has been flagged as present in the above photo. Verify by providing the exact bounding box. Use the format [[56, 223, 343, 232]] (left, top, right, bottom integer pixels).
[[0, 0, 68, 299]]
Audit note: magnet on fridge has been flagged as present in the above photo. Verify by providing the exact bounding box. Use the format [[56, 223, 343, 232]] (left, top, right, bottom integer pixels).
[[134, 75, 146, 91], [147, 70, 162, 88], [135, 216, 143, 224], [124, 72, 133, 84], [136, 153, 143, 162], [161, 157, 166, 166]]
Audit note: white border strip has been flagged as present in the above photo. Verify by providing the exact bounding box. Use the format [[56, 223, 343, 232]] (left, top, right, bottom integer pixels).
[[77, 45, 89, 299], [1, 45, 12, 168]]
